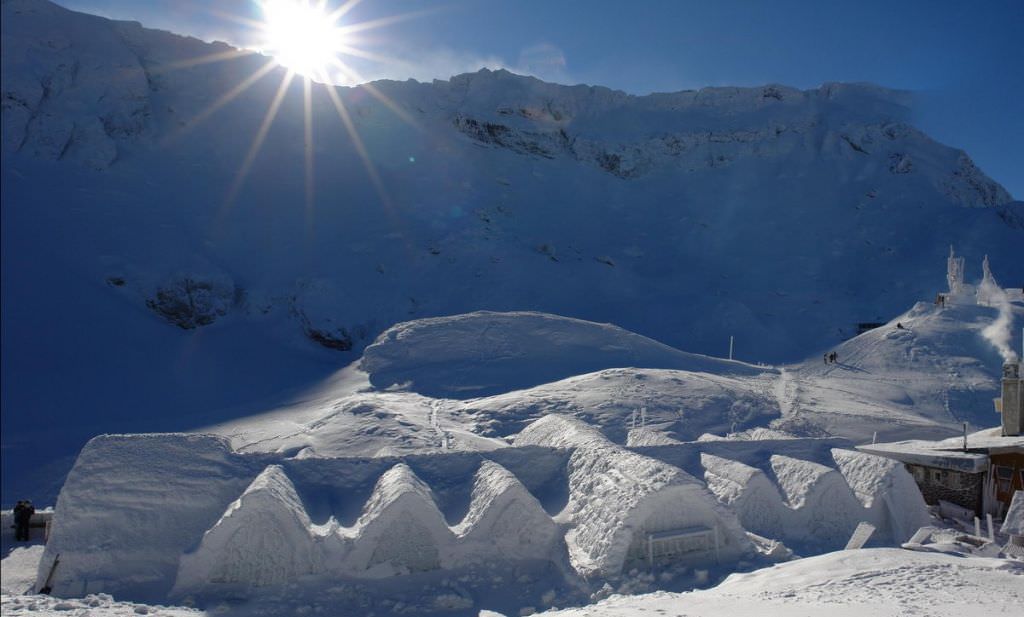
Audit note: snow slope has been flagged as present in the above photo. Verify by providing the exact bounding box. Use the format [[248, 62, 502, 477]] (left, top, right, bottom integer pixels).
[[3, 0, 1023, 505], [361, 311, 761, 398]]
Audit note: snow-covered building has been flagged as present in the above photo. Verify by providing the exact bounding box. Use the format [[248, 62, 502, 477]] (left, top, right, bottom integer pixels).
[[859, 430, 1023, 517], [860, 360, 1024, 517], [516, 415, 751, 576]]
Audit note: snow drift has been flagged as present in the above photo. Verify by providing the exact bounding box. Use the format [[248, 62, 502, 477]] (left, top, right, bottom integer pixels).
[[361, 311, 760, 398]]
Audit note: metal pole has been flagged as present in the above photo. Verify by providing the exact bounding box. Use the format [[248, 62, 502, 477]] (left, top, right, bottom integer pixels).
[[728, 336, 734, 360]]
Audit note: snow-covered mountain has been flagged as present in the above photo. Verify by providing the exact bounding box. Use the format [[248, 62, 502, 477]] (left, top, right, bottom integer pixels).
[[1, 0, 1022, 504]]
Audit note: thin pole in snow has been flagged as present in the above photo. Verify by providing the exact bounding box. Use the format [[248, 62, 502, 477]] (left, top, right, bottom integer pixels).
[[872, 431, 877, 445], [728, 336, 734, 360], [963, 422, 968, 452]]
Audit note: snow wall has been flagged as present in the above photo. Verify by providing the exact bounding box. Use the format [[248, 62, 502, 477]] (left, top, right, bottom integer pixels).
[[37, 433, 570, 601], [39, 425, 932, 601]]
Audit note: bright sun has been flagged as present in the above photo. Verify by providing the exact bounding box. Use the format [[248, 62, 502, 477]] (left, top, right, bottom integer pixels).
[[260, 0, 344, 78]]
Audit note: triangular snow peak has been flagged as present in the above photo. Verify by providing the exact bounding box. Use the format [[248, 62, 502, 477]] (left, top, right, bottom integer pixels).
[[769, 455, 863, 548], [174, 465, 320, 592], [454, 460, 559, 560], [347, 463, 453, 576], [831, 449, 929, 543], [701, 453, 787, 539]]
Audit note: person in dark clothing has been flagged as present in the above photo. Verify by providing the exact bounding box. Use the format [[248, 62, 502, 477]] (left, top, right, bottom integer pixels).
[[13, 500, 35, 541], [823, 353, 828, 365]]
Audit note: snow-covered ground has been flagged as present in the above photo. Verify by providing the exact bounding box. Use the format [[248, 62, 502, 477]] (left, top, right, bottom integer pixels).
[[536, 549, 1024, 617], [4, 545, 1022, 617]]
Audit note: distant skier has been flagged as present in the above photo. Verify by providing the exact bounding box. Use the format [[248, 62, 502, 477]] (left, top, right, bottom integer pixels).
[[832, 351, 839, 364], [896, 322, 906, 330], [823, 353, 829, 365], [13, 499, 35, 541]]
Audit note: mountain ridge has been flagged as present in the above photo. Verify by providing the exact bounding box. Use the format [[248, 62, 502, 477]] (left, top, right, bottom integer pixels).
[[2, 0, 1022, 504]]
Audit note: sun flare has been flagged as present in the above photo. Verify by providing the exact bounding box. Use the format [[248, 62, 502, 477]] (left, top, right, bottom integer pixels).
[[260, 0, 344, 78]]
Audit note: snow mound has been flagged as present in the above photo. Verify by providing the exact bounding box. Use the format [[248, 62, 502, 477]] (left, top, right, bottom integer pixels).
[[173, 465, 321, 593], [452, 460, 560, 561], [513, 413, 612, 449], [463, 366, 779, 444], [361, 312, 761, 398], [627, 428, 684, 447], [700, 453, 787, 539], [769, 455, 865, 549], [831, 449, 930, 543], [343, 463, 454, 576]]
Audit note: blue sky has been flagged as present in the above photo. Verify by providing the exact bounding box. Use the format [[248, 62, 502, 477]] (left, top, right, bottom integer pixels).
[[56, 0, 1023, 197]]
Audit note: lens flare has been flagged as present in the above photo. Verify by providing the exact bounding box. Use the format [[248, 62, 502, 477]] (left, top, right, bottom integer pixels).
[[260, 0, 344, 79]]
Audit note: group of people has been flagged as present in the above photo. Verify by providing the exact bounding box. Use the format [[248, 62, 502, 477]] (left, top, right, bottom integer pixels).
[[13, 499, 35, 541], [823, 351, 839, 365]]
